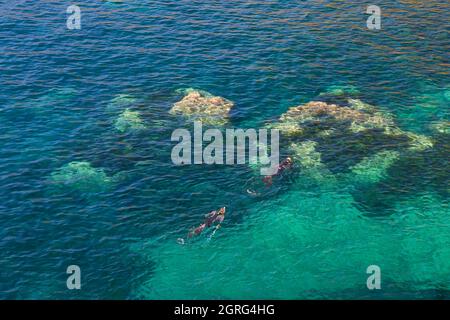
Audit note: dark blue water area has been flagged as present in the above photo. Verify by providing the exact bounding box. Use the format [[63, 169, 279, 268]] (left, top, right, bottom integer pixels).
[[0, 1, 448, 299]]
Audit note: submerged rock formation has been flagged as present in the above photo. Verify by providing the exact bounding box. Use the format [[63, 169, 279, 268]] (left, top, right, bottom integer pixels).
[[262, 93, 449, 217], [114, 108, 146, 133], [273, 100, 397, 136], [289, 141, 323, 169], [169, 89, 234, 125], [431, 120, 450, 135], [50, 161, 114, 193], [267, 98, 434, 187], [348, 150, 400, 185], [288, 140, 336, 185]]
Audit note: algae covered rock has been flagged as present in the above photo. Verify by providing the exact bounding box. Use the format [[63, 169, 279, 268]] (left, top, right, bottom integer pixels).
[[347, 99, 378, 113], [288, 140, 336, 185], [114, 108, 146, 133], [319, 85, 360, 97], [349, 150, 400, 184], [289, 141, 323, 169], [384, 127, 434, 151], [430, 121, 450, 135], [274, 100, 395, 138], [50, 161, 113, 193], [267, 121, 304, 137], [265, 98, 436, 188], [169, 89, 234, 125], [404, 132, 434, 151], [274, 99, 433, 152]]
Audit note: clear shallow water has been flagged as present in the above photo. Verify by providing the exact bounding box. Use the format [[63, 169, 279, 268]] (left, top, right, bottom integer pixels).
[[0, 0, 449, 299]]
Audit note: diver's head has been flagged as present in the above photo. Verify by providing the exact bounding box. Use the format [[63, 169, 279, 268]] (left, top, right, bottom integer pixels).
[[219, 207, 226, 215]]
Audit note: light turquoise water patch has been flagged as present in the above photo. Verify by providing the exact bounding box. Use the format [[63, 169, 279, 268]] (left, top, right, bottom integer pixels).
[[396, 83, 450, 132], [133, 186, 450, 299]]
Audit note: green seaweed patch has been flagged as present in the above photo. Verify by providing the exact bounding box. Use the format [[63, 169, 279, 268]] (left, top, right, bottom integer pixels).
[[50, 161, 114, 193], [288, 141, 336, 185], [347, 98, 380, 114], [384, 129, 434, 152], [266, 121, 304, 137], [430, 121, 450, 135], [289, 141, 323, 169], [114, 108, 146, 133], [319, 85, 360, 97], [349, 150, 400, 184], [405, 132, 434, 151]]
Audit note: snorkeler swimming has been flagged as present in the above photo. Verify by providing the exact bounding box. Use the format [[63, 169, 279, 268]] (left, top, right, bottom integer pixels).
[[246, 157, 294, 195], [204, 207, 226, 227], [263, 156, 294, 187], [181, 207, 226, 242], [187, 223, 206, 238]]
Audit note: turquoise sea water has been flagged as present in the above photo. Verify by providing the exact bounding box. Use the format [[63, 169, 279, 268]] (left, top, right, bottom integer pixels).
[[0, 0, 449, 299]]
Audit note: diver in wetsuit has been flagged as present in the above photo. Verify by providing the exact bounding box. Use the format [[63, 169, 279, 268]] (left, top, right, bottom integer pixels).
[[263, 156, 293, 186], [184, 207, 226, 240], [246, 156, 294, 196]]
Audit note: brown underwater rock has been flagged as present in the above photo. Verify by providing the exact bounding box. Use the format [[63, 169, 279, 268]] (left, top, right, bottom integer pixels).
[[274, 100, 432, 151], [266, 99, 434, 182], [170, 90, 234, 125], [277, 100, 395, 135]]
